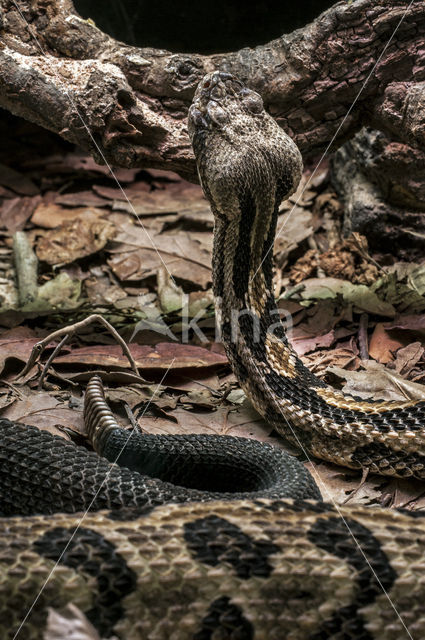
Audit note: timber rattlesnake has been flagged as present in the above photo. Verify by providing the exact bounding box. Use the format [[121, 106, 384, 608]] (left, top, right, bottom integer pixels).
[[0, 72, 424, 639]]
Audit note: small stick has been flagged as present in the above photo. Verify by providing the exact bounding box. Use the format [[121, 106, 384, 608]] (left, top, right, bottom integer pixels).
[[124, 402, 142, 432], [15, 313, 140, 379], [13, 231, 38, 305], [38, 334, 70, 390], [358, 313, 369, 361], [342, 467, 369, 504]]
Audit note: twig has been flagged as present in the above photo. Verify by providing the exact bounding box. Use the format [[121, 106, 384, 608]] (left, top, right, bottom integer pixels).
[[124, 402, 142, 432], [358, 313, 369, 361], [13, 231, 38, 305], [38, 334, 70, 390], [15, 314, 140, 380], [342, 467, 369, 504]]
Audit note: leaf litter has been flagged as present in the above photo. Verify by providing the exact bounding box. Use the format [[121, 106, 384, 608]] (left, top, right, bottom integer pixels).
[[0, 116, 424, 513]]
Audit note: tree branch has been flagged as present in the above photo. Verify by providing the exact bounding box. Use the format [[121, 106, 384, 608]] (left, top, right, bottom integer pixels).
[[1, 0, 424, 179]]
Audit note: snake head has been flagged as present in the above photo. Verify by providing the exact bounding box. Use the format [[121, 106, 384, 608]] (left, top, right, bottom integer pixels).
[[188, 71, 265, 152], [188, 71, 303, 217]]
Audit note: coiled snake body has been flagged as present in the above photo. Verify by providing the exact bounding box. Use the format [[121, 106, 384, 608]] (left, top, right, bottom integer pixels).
[[1, 72, 425, 639]]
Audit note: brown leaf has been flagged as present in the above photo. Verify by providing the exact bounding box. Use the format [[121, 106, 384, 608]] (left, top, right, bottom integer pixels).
[[111, 182, 209, 217], [380, 477, 425, 509], [391, 342, 424, 377], [92, 181, 150, 201], [305, 461, 385, 505], [368, 323, 409, 363], [385, 314, 425, 335], [0, 163, 39, 196], [302, 346, 361, 378], [274, 208, 313, 260], [44, 153, 138, 182], [327, 360, 425, 402], [31, 203, 106, 228], [0, 327, 40, 375], [0, 195, 42, 232], [36, 217, 116, 265], [55, 191, 110, 208], [1, 393, 83, 437], [108, 224, 212, 287], [292, 329, 335, 356], [54, 342, 228, 372]]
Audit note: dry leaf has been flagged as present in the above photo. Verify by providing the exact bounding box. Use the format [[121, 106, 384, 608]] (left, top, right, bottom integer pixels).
[[32, 203, 107, 228], [54, 342, 228, 372], [108, 224, 212, 287], [0, 327, 41, 375], [305, 461, 384, 505], [0, 195, 42, 232], [1, 392, 83, 437], [368, 323, 407, 363], [36, 217, 116, 265], [0, 163, 39, 196], [55, 190, 110, 208], [327, 360, 425, 402], [391, 342, 424, 377], [299, 277, 395, 316], [385, 314, 425, 335], [111, 182, 208, 217]]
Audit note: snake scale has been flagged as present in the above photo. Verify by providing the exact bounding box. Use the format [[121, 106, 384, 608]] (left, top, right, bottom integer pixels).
[[1, 71, 425, 640]]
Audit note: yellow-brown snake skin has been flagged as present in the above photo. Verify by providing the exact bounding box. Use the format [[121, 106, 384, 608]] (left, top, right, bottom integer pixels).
[[0, 72, 424, 640]]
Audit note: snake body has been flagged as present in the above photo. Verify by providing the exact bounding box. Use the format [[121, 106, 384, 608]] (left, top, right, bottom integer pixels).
[[188, 72, 425, 480], [1, 72, 425, 639]]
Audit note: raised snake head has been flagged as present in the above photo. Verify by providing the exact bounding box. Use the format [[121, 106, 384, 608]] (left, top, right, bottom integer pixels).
[[188, 71, 303, 221]]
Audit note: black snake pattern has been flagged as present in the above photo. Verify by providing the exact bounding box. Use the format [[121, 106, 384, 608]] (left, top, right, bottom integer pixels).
[[0, 72, 424, 640]]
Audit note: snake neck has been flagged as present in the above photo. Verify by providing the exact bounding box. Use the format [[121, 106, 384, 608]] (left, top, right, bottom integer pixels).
[[212, 194, 295, 384], [213, 217, 276, 321]]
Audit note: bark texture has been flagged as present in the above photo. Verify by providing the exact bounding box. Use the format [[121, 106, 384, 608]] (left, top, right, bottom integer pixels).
[[331, 128, 425, 257], [0, 0, 424, 180]]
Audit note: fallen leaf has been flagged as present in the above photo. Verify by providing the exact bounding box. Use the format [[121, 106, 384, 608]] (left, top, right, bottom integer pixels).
[[157, 268, 185, 313], [299, 277, 395, 316], [391, 342, 424, 377], [374, 271, 425, 314], [380, 477, 425, 509], [0, 163, 39, 195], [305, 461, 384, 505], [292, 329, 335, 356], [31, 203, 108, 228], [111, 182, 209, 217], [327, 360, 425, 402], [108, 224, 212, 287], [54, 342, 228, 372], [385, 314, 425, 335], [36, 217, 116, 265], [93, 177, 153, 198], [0, 195, 42, 232], [55, 190, 111, 208], [302, 346, 361, 378], [25, 272, 82, 312], [274, 208, 313, 259], [368, 323, 407, 363], [0, 327, 41, 375], [1, 392, 83, 437]]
